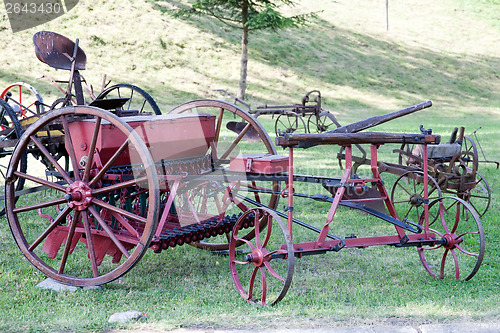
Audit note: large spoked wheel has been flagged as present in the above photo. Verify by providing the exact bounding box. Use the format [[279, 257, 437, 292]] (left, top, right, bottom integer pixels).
[[1, 82, 45, 117], [418, 196, 485, 281], [95, 83, 161, 115], [0, 98, 26, 216], [274, 112, 307, 136], [5, 105, 160, 286], [169, 99, 280, 251], [307, 111, 340, 133], [390, 171, 442, 225], [229, 207, 294, 306]]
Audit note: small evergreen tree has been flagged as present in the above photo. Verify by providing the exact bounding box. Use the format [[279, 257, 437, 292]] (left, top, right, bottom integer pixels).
[[171, 0, 314, 99]]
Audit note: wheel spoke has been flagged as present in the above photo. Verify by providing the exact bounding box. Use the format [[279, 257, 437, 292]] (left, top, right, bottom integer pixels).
[[83, 117, 102, 182], [214, 107, 224, 145], [451, 249, 460, 280], [13, 171, 67, 192], [58, 211, 80, 274], [254, 212, 262, 249], [88, 206, 130, 259], [455, 244, 479, 258], [81, 211, 99, 277], [60, 115, 81, 181], [450, 201, 461, 234], [220, 123, 251, 160], [89, 139, 129, 187], [264, 262, 285, 282], [13, 197, 68, 214], [91, 176, 149, 196], [247, 266, 258, 301], [28, 205, 72, 251], [262, 217, 273, 249], [29, 135, 73, 184], [91, 198, 147, 224], [440, 249, 449, 279], [259, 266, 267, 306]]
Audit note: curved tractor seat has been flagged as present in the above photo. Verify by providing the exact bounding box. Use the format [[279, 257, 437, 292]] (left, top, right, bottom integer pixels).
[[33, 31, 86, 71]]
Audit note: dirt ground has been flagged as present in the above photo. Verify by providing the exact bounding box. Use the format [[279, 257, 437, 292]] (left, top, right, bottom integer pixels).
[[109, 321, 500, 333]]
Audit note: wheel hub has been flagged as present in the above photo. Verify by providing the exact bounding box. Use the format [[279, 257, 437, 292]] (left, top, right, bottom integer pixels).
[[442, 233, 462, 250], [409, 193, 423, 207], [245, 248, 268, 267], [65, 181, 92, 211]]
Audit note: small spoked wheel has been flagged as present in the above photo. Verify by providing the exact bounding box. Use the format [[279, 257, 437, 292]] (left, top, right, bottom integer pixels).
[[274, 112, 306, 136], [229, 207, 294, 306], [307, 111, 340, 133], [5, 105, 160, 286], [418, 196, 485, 281], [390, 171, 442, 225], [95, 83, 161, 115]]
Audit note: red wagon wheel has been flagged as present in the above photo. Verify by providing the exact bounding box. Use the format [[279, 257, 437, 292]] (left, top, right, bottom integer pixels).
[[229, 207, 294, 306], [418, 196, 485, 281], [5, 105, 160, 286], [169, 99, 280, 251], [1, 82, 45, 117]]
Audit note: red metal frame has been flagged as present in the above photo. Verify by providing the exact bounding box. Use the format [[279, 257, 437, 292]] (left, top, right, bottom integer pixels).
[[284, 142, 436, 256]]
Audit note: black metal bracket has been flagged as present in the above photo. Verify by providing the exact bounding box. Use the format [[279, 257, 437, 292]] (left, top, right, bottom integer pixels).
[[330, 240, 346, 252], [395, 235, 410, 247]]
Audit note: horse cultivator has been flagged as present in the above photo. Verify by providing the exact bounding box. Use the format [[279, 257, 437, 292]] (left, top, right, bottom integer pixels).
[[1, 32, 486, 306]]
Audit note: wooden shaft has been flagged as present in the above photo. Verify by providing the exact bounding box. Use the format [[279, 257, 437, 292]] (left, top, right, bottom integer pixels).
[[276, 131, 440, 148], [331, 100, 432, 134]]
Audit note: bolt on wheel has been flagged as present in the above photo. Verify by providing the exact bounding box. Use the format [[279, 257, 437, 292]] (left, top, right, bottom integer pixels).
[[229, 207, 294, 306]]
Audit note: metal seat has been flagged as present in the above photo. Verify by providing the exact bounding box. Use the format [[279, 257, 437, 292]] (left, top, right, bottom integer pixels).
[[33, 31, 86, 71]]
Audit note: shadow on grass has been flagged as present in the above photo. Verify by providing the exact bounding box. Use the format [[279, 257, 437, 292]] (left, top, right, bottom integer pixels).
[[151, 3, 500, 109]]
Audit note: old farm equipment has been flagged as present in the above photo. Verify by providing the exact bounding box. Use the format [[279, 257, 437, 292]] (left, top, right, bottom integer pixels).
[[219, 89, 340, 136], [333, 109, 492, 218], [1, 31, 160, 128], [4, 96, 485, 305], [0, 31, 162, 214]]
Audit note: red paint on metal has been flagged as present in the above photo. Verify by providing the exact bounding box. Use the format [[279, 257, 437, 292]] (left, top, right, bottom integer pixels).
[[67, 114, 216, 167]]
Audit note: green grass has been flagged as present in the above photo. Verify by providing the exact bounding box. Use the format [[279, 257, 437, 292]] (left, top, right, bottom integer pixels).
[[0, 0, 499, 332]]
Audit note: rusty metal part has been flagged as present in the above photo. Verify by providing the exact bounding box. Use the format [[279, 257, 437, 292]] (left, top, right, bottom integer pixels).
[[33, 31, 86, 71]]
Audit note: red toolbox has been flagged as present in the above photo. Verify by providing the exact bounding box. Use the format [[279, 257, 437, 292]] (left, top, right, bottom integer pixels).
[[230, 153, 289, 174]]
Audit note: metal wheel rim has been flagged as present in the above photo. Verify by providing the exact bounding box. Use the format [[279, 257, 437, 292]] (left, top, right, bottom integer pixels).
[[229, 207, 294, 306], [417, 196, 485, 281], [5, 105, 160, 286]]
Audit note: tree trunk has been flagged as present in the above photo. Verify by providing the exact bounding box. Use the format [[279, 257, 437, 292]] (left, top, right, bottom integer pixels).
[[238, 1, 249, 100]]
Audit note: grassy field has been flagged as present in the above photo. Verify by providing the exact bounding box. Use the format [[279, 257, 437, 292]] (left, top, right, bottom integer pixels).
[[0, 0, 499, 332]]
